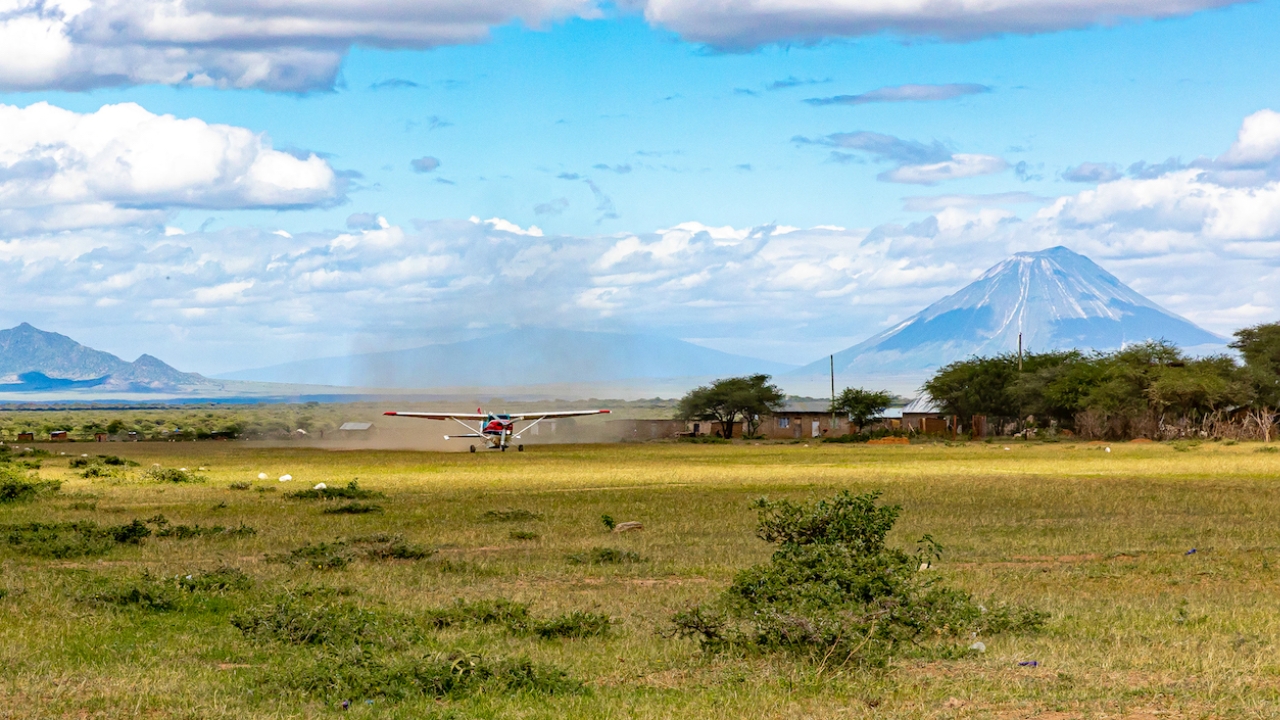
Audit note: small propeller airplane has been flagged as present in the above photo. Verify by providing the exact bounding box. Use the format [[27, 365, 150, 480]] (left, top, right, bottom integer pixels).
[[382, 408, 611, 452]]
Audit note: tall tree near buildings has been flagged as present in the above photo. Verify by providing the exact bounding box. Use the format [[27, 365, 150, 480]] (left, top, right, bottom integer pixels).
[[831, 387, 893, 433], [677, 374, 785, 439]]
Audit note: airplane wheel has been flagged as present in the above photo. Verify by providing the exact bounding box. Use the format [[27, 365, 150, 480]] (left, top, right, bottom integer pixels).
[[469, 445, 476, 453], [518, 444, 524, 452], [501, 446, 506, 452]]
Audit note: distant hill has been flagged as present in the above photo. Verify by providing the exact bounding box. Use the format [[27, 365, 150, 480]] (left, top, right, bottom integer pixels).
[[0, 323, 212, 392], [221, 328, 796, 388], [796, 246, 1225, 378]]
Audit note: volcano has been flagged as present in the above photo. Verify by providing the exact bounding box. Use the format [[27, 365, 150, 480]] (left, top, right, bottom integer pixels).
[[799, 246, 1224, 377]]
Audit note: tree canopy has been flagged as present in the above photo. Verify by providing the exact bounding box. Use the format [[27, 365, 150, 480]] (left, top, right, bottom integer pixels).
[[831, 387, 893, 431], [676, 374, 785, 438]]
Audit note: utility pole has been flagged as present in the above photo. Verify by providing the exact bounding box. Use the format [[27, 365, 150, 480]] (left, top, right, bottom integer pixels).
[[830, 354, 837, 434]]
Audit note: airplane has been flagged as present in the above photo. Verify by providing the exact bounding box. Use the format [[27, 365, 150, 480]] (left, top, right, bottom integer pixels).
[[382, 408, 611, 452]]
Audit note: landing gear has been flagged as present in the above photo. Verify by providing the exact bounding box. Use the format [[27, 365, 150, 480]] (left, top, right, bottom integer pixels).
[[517, 444, 524, 452], [500, 445, 507, 452], [469, 445, 476, 453]]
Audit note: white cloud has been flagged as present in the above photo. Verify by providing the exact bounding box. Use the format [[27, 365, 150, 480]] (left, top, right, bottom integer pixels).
[[1221, 109, 1280, 166], [0, 102, 340, 234], [0, 0, 600, 92], [638, 0, 1245, 48], [882, 153, 1009, 185]]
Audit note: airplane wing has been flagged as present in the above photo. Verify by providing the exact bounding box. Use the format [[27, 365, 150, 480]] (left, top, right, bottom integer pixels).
[[383, 410, 610, 420], [506, 409, 611, 420], [382, 411, 488, 420]]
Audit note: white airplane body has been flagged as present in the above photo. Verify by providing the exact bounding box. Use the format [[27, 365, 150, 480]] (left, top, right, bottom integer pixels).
[[383, 408, 610, 451]]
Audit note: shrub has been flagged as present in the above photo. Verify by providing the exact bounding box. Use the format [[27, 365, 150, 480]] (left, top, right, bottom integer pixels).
[[0, 468, 61, 503], [232, 597, 415, 648], [267, 534, 431, 568], [228, 481, 252, 490], [671, 491, 1046, 666], [600, 514, 616, 531], [85, 580, 178, 611], [425, 598, 532, 630], [269, 542, 352, 570], [353, 534, 434, 560], [285, 481, 382, 501], [177, 567, 253, 593], [509, 530, 539, 540], [143, 467, 206, 483], [2, 519, 158, 558], [70, 455, 137, 469], [481, 509, 541, 523], [566, 547, 645, 565], [271, 649, 582, 701], [531, 611, 611, 639], [322, 502, 383, 515]]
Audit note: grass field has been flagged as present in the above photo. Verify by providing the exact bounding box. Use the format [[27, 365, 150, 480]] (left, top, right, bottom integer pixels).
[[2, 439, 1279, 719]]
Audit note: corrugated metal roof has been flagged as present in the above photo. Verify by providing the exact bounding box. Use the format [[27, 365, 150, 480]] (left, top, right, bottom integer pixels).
[[902, 394, 942, 414], [339, 422, 373, 431]]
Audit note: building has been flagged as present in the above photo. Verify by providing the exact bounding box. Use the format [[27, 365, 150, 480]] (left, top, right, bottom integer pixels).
[[756, 401, 851, 439], [17, 432, 34, 442], [338, 422, 375, 433], [901, 395, 951, 434], [49, 430, 69, 441]]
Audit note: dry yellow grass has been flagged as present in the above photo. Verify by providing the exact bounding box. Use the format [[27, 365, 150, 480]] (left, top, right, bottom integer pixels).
[[1, 439, 1278, 719]]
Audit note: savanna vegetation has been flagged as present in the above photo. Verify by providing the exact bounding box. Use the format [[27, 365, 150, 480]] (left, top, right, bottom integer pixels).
[[923, 320, 1280, 440], [2, 438, 1279, 718]]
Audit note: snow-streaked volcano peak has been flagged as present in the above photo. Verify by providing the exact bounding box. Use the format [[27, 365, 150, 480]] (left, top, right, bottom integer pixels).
[[799, 246, 1224, 377]]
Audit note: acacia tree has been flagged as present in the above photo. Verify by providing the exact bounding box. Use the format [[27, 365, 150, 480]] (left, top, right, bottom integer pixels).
[[1232, 321, 1280, 441], [831, 387, 893, 432], [677, 374, 785, 439]]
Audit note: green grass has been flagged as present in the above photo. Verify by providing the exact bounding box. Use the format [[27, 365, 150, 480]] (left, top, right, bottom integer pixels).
[[1, 439, 1280, 718]]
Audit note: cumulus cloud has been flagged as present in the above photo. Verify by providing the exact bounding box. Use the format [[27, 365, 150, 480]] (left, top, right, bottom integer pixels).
[[806, 83, 990, 106], [0, 0, 601, 92], [796, 131, 1007, 185], [0, 101, 340, 235], [411, 156, 441, 173], [637, 0, 1245, 49]]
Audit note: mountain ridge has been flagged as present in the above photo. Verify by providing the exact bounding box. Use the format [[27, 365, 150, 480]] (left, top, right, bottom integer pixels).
[[0, 323, 213, 392]]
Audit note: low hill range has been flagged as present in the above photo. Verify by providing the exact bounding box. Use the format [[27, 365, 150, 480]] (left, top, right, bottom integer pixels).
[[0, 323, 214, 392], [220, 328, 797, 388], [797, 246, 1225, 378]]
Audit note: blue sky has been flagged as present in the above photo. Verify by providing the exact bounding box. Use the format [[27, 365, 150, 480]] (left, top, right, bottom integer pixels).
[[1, 0, 1279, 373]]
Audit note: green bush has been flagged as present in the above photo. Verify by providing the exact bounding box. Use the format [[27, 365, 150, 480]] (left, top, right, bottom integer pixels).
[[1, 518, 158, 558], [285, 481, 382, 501], [532, 611, 611, 639], [0, 468, 61, 503], [143, 467, 206, 483], [232, 597, 416, 648], [176, 567, 253, 593], [267, 534, 432, 569], [271, 649, 582, 701], [671, 491, 1046, 666], [509, 530, 539, 540], [425, 597, 532, 630]]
